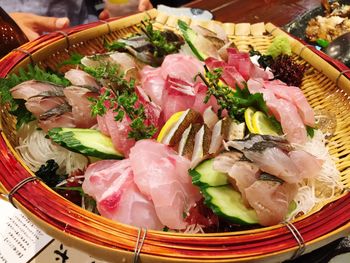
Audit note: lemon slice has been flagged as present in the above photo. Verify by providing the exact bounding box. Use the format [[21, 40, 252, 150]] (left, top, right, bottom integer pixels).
[[252, 111, 279, 136], [244, 107, 256, 133], [157, 111, 184, 142]]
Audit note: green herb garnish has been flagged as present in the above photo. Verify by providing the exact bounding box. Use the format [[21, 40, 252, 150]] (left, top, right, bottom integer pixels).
[[198, 67, 269, 122], [139, 20, 183, 58], [89, 63, 157, 140]]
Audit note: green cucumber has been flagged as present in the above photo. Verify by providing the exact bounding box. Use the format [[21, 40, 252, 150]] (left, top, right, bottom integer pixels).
[[189, 159, 229, 187], [202, 185, 259, 225], [47, 127, 123, 159], [178, 20, 207, 61]]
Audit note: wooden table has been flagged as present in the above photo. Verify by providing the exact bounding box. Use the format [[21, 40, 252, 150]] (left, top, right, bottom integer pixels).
[[186, 0, 321, 26]]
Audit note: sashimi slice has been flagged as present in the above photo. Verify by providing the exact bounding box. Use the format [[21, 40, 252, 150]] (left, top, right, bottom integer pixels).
[[63, 86, 98, 128], [64, 69, 100, 89], [130, 140, 201, 229], [242, 147, 301, 184], [140, 66, 165, 105], [263, 81, 315, 127], [98, 109, 135, 156], [83, 159, 163, 230], [228, 161, 260, 206], [10, 80, 64, 100], [83, 159, 131, 200], [25, 96, 67, 118], [39, 111, 76, 132], [160, 54, 204, 83], [245, 180, 297, 226], [289, 150, 323, 180]]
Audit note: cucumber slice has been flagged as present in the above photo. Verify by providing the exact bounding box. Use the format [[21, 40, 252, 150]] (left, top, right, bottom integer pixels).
[[48, 127, 123, 159], [189, 159, 229, 187], [178, 20, 207, 61], [203, 185, 258, 225]]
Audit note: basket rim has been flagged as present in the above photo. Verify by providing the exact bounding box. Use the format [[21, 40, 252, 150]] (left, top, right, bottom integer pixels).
[[0, 9, 350, 262]]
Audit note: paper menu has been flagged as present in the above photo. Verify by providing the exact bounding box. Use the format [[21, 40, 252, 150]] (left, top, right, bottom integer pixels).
[[0, 198, 53, 263]]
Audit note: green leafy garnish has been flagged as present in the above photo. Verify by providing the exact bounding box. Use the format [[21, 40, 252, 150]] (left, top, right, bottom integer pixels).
[[306, 125, 315, 138], [198, 67, 270, 122], [58, 53, 83, 68], [139, 20, 183, 58], [0, 65, 70, 129], [88, 63, 157, 141], [104, 40, 126, 51]]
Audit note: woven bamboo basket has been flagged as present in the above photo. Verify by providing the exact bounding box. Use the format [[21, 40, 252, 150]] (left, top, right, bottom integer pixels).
[[1, 9, 350, 263]]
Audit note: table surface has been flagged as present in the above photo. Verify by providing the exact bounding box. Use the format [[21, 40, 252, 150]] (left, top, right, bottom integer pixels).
[[186, 0, 321, 26]]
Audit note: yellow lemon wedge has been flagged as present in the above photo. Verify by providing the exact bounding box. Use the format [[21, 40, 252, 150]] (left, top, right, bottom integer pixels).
[[251, 111, 279, 136], [244, 107, 256, 133], [157, 111, 184, 142]]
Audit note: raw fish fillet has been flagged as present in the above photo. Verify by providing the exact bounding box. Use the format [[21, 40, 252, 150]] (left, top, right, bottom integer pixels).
[[245, 180, 297, 226], [10, 80, 64, 100], [97, 109, 135, 157], [25, 96, 67, 118], [39, 112, 76, 132], [130, 140, 201, 229], [140, 66, 165, 105], [263, 80, 315, 127], [83, 159, 163, 230], [63, 86, 98, 128], [64, 69, 100, 90], [247, 79, 307, 144]]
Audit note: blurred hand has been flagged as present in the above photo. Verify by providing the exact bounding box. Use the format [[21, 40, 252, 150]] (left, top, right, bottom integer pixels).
[[99, 0, 153, 20], [138, 0, 153, 11], [9, 12, 70, 41]]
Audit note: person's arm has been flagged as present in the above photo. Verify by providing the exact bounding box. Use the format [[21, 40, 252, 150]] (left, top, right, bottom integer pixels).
[[9, 12, 70, 41]]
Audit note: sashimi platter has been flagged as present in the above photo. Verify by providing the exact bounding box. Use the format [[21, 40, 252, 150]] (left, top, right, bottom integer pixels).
[[1, 10, 350, 262]]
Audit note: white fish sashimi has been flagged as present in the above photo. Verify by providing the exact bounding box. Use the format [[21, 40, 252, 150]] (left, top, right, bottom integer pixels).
[[245, 180, 297, 226], [83, 159, 163, 230], [130, 140, 201, 229], [243, 147, 301, 184], [25, 96, 67, 118], [83, 159, 130, 200], [63, 86, 98, 128], [10, 80, 64, 100], [64, 69, 100, 89], [289, 150, 324, 180]]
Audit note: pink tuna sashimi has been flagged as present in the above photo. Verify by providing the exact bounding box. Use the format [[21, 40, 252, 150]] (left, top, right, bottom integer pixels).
[[97, 109, 135, 157], [10, 80, 64, 100], [135, 86, 162, 128], [263, 81, 315, 127], [83, 159, 163, 230], [64, 69, 100, 89], [245, 180, 297, 226], [140, 54, 203, 106], [205, 57, 245, 88], [192, 82, 219, 114], [25, 96, 67, 118], [227, 48, 272, 80], [289, 150, 323, 179], [160, 54, 204, 83], [140, 66, 165, 105], [130, 140, 201, 229], [63, 86, 98, 128], [39, 112, 76, 132], [161, 76, 196, 121]]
